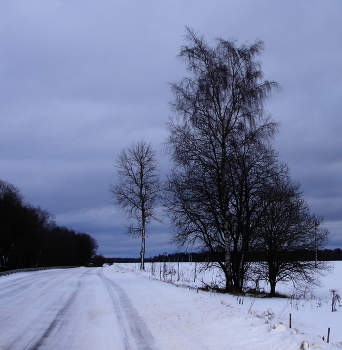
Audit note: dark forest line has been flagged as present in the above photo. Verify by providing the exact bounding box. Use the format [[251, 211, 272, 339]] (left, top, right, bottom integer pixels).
[[0, 180, 98, 271]]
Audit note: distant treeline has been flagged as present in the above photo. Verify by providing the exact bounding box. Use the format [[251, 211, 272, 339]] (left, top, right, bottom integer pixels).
[[0, 180, 98, 271], [98, 249, 342, 265]]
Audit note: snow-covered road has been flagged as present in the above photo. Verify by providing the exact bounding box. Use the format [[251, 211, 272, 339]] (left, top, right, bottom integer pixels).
[[0, 267, 154, 350], [0, 265, 337, 349]]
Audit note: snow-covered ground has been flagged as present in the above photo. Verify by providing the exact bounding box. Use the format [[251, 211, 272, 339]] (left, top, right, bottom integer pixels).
[[1, 262, 342, 349]]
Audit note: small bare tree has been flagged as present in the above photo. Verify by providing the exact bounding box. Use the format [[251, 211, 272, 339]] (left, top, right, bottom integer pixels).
[[257, 175, 330, 297], [110, 140, 160, 270]]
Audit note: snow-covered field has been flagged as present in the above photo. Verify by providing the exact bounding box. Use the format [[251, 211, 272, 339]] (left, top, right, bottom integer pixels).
[[1, 262, 342, 349]]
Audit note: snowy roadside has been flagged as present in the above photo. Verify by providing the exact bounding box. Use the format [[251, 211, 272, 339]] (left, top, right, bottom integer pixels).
[[112, 262, 342, 349], [0, 263, 341, 349]]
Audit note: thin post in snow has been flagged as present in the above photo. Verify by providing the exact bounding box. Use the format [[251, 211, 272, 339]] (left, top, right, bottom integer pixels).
[[289, 313, 292, 328], [327, 328, 330, 343]]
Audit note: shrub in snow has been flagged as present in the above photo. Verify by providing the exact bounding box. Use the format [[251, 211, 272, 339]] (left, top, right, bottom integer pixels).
[[330, 289, 341, 312], [220, 300, 232, 308], [300, 340, 309, 350], [291, 328, 299, 335], [266, 308, 275, 320], [270, 323, 287, 333], [255, 308, 275, 320]]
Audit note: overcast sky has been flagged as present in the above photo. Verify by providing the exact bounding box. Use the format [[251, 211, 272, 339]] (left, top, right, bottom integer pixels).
[[1, 1, 341, 258]]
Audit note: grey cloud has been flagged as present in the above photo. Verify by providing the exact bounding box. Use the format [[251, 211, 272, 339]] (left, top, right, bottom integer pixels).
[[1, 0, 341, 257]]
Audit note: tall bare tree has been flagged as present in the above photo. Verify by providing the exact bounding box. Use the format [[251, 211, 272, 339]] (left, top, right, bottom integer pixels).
[[165, 28, 279, 292], [111, 141, 160, 270]]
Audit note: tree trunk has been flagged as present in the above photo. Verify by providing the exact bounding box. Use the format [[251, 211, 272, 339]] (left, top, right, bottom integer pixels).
[[140, 217, 146, 270], [140, 237, 145, 270], [270, 280, 276, 297], [224, 234, 233, 292]]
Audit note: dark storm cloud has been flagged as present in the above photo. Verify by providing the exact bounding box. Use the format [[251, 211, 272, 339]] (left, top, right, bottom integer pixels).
[[1, 0, 341, 256]]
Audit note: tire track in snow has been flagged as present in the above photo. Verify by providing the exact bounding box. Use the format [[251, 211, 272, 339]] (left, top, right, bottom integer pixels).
[[27, 283, 79, 350], [99, 269, 155, 350], [0, 269, 66, 299], [3, 269, 90, 350], [27, 269, 90, 350], [0, 270, 76, 325]]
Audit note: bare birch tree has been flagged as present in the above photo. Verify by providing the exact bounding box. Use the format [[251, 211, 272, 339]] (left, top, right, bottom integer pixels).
[[111, 140, 160, 270], [164, 27, 279, 292]]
